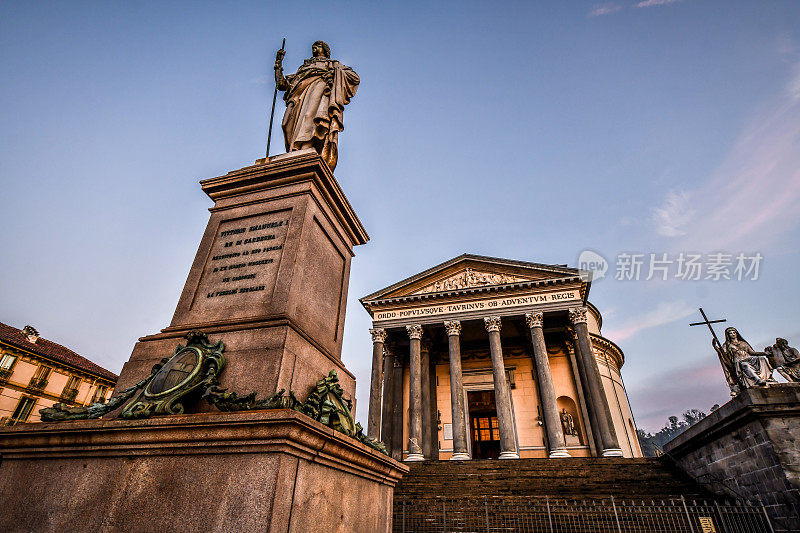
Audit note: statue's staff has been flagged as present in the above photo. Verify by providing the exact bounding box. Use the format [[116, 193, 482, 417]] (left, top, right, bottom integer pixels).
[[266, 38, 286, 159], [690, 307, 733, 391]]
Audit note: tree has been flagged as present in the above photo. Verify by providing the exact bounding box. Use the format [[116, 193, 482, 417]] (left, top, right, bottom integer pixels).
[[637, 407, 710, 457]]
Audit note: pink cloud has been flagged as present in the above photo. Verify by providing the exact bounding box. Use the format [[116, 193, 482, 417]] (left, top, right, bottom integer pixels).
[[588, 3, 622, 17]]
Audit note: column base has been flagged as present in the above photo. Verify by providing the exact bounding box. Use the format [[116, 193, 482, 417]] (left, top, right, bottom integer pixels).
[[548, 448, 572, 458], [602, 448, 624, 457], [449, 452, 471, 461], [405, 452, 425, 462], [498, 451, 520, 460]]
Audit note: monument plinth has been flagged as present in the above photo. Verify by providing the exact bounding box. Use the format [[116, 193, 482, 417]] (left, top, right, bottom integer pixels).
[[117, 149, 368, 406], [0, 410, 403, 532], [0, 151, 408, 533]]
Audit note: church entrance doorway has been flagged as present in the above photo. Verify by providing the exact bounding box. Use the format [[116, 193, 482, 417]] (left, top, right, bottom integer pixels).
[[468, 390, 501, 459]]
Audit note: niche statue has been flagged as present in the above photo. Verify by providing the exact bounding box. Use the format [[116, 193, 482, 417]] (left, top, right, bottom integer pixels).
[[560, 408, 577, 437], [275, 41, 360, 171]]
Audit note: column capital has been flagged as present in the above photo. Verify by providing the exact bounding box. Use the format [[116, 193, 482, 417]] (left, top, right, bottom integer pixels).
[[369, 328, 387, 344], [444, 320, 462, 336], [568, 306, 588, 325], [406, 324, 423, 340], [484, 316, 502, 333], [525, 312, 544, 329]]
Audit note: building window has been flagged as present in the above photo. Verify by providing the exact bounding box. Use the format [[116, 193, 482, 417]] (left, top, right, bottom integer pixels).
[[0, 354, 16, 370], [472, 416, 500, 441], [10, 396, 37, 425], [61, 376, 81, 402], [91, 384, 108, 404], [0, 354, 15, 381], [28, 365, 52, 391]]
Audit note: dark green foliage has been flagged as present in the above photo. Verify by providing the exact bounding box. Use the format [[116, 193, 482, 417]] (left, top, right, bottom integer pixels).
[[636, 406, 717, 457]]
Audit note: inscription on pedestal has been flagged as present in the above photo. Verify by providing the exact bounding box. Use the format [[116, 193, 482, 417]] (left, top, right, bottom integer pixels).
[[192, 209, 290, 308]]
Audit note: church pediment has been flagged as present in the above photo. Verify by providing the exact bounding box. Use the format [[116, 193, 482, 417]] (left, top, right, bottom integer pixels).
[[412, 268, 531, 295], [361, 254, 582, 303]]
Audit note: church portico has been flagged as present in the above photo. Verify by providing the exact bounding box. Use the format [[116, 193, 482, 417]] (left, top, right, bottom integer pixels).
[[361, 254, 642, 462]]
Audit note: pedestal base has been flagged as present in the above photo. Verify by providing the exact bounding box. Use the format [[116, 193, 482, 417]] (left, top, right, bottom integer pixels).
[[663, 384, 800, 530], [405, 453, 425, 462], [450, 452, 471, 461], [601, 448, 624, 457], [0, 409, 407, 533], [116, 150, 369, 409], [549, 448, 572, 458], [499, 451, 520, 460]]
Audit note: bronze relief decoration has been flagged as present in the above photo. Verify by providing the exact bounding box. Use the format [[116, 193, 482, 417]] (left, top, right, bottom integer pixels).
[[39, 331, 386, 454]]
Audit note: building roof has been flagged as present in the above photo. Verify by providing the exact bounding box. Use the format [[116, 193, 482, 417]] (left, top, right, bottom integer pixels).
[[360, 253, 588, 305], [0, 321, 118, 382]]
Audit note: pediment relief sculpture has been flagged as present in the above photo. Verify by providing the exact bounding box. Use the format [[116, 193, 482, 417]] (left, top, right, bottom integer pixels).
[[414, 268, 529, 295]]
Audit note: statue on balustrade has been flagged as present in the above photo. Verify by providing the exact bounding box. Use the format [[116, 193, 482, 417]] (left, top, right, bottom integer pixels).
[[765, 338, 800, 383], [713, 327, 775, 394]]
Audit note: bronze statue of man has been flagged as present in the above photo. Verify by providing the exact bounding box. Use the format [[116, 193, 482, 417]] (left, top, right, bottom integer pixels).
[[274, 41, 359, 171]]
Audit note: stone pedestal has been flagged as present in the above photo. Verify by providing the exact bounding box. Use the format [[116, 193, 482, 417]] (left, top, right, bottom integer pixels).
[[117, 150, 368, 406], [0, 410, 407, 533], [663, 384, 800, 531], [0, 151, 404, 532]]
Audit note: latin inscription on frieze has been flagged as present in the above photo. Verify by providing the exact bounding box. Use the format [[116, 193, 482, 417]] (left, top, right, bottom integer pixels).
[[372, 289, 581, 322], [192, 210, 290, 308]]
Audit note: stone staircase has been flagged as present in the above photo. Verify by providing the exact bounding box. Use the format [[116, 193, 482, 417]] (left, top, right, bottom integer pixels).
[[394, 457, 714, 502]]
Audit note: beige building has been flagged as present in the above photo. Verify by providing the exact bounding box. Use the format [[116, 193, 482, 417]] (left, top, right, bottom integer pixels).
[[361, 255, 642, 461], [0, 322, 117, 425]]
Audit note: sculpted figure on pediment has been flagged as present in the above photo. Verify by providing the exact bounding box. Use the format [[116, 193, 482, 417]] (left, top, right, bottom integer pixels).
[[417, 268, 527, 294]]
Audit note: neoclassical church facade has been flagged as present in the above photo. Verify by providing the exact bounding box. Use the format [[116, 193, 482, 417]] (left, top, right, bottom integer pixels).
[[361, 254, 641, 461]]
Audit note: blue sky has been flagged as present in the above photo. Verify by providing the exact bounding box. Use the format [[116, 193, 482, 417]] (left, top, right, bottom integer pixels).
[[2, 1, 799, 431]]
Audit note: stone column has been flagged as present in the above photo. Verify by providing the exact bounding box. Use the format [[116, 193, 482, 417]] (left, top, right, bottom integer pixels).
[[380, 342, 395, 450], [367, 328, 387, 439], [569, 307, 623, 457], [445, 320, 470, 460], [484, 316, 519, 460], [391, 354, 404, 461], [420, 339, 432, 459], [525, 313, 570, 458], [406, 324, 425, 461]]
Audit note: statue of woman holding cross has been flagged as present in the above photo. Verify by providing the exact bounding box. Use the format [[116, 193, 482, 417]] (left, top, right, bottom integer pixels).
[[713, 327, 773, 394], [274, 41, 360, 171]]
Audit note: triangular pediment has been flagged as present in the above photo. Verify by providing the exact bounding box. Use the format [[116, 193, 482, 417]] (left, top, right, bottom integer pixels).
[[412, 268, 531, 295], [361, 254, 582, 303]]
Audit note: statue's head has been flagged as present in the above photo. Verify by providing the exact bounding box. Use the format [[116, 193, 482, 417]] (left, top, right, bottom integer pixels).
[[725, 327, 740, 342], [777, 338, 788, 348], [312, 41, 331, 59]]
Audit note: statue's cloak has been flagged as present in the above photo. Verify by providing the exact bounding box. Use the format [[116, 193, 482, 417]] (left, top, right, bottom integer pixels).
[[281, 58, 359, 168]]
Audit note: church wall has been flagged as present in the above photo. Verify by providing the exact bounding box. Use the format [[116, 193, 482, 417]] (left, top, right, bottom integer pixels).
[[505, 355, 547, 458], [549, 349, 592, 457], [597, 357, 642, 457], [434, 362, 452, 459], [402, 365, 410, 460], [424, 353, 598, 460], [393, 346, 640, 459]]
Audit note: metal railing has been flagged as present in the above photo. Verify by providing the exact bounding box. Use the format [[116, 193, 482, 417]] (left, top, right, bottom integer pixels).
[[393, 496, 774, 533], [60, 387, 79, 402], [27, 377, 48, 391]]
